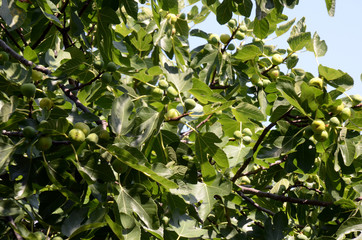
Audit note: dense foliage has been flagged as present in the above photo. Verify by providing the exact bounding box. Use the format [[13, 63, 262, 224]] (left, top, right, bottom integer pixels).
[[0, 0, 361, 239]]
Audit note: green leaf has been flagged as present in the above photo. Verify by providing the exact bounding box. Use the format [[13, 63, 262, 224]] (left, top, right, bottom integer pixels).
[[313, 32, 327, 58], [159, 0, 179, 14], [122, 0, 138, 19], [295, 140, 316, 173], [115, 184, 159, 230], [130, 28, 153, 52], [287, 32, 311, 51], [318, 65, 354, 92], [163, 65, 193, 93], [336, 217, 362, 239], [324, 0, 336, 16], [216, 0, 232, 24], [189, 78, 226, 104], [24, 46, 38, 63], [105, 215, 125, 240], [169, 213, 208, 238], [61, 208, 89, 237], [170, 176, 232, 221], [110, 95, 135, 136], [0, 0, 26, 29], [233, 44, 262, 61], [70, 12, 84, 37], [232, 102, 265, 123], [197, 132, 229, 169], [0, 199, 21, 216], [0, 142, 15, 174], [108, 145, 178, 189], [195, 134, 217, 184], [238, 0, 253, 17], [339, 139, 356, 166], [36, 0, 62, 27], [253, 17, 270, 39], [276, 18, 295, 37], [276, 80, 307, 115]]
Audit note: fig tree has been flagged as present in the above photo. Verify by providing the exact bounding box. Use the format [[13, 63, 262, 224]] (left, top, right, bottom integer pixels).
[[330, 102, 344, 115], [208, 34, 219, 45], [309, 77, 323, 89], [340, 107, 351, 120], [271, 54, 283, 65], [74, 122, 90, 136], [151, 87, 164, 98], [21, 83, 36, 98], [329, 117, 340, 127], [98, 129, 110, 142], [268, 68, 280, 80], [23, 126, 37, 139], [314, 130, 328, 142], [69, 128, 86, 143], [235, 31, 245, 40], [242, 136, 252, 145], [227, 43, 235, 50], [220, 34, 230, 44], [184, 99, 196, 110], [159, 79, 169, 89], [167, 86, 178, 97], [311, 119, 325, 133], [32, 70, 43, 81], [86, 133, 99, 144], [228, 19, 237, 29], [106, 62, 117, 72], [101, 72, 112, 83], [242, 128, 253, 137], [233, 130, 243, 139], [39, 97, 53, 110], [36, 136, 52, 151], [165, 108, 180, 121]]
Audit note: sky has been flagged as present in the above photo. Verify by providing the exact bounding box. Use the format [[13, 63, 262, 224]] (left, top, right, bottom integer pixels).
[[188, 0, 362, 96]]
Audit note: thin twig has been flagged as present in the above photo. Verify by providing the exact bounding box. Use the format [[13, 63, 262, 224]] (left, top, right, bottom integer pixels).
[[181, 113, 213, 138], [237, 185, 332, 207], [237, 191, 275, 216], [67, 72, 103, 92], [0, 23, 23, 51]]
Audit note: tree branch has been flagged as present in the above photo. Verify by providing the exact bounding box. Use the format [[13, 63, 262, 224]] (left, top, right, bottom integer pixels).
[[0, 23, 23, 51], [237, 191, 275, 216], [237, 185, 333, 207], [0, 40, 51, 75], [181, 113, 213, 138], [67, 72, 103, 92]]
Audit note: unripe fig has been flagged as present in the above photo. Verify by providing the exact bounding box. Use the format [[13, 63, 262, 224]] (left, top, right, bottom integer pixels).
[[233, 130, 243, 139], [39, 97, 53, 110], [228, 19, 237, 29], [220, 34, 230, 44], [250, 74, 260, 85], [171, 27, 176, 35], [168, 13, 177, 24], [227, 43, 235, 50], [86, 133, 99, 144], [94, 59, 104, 70], [271, 54, 283, 65], [98, 129, 110, 141], [106, 62, 117, 72], [329, 117, 340, 127], [314, 130, 328, 142], [36, 136, 52, 151], [208, 34, 220, 45], [242, 128, 253, 137], [21, 83, 36, 98], [311, 119, 325, 133], [235, 31, 245, 40], [151, 87, 164, 98], [165, 108, 180, 121], [74, 122, 90, 136], [309, 77, 323, 89], [179, 13, 186, 20], [166, 86, 178, 98], [101, 72, 112, 83], [184, 99, 196, 110], [32, 70, 43, 81], [330, 102, 344, 115], [242, 136, 252, 145], [268, 69, 280, 79], [159, 79, 169, 89], [23, 126, 37, 139], [68, 128, 86, 143], [340, 107, 351, 120]]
